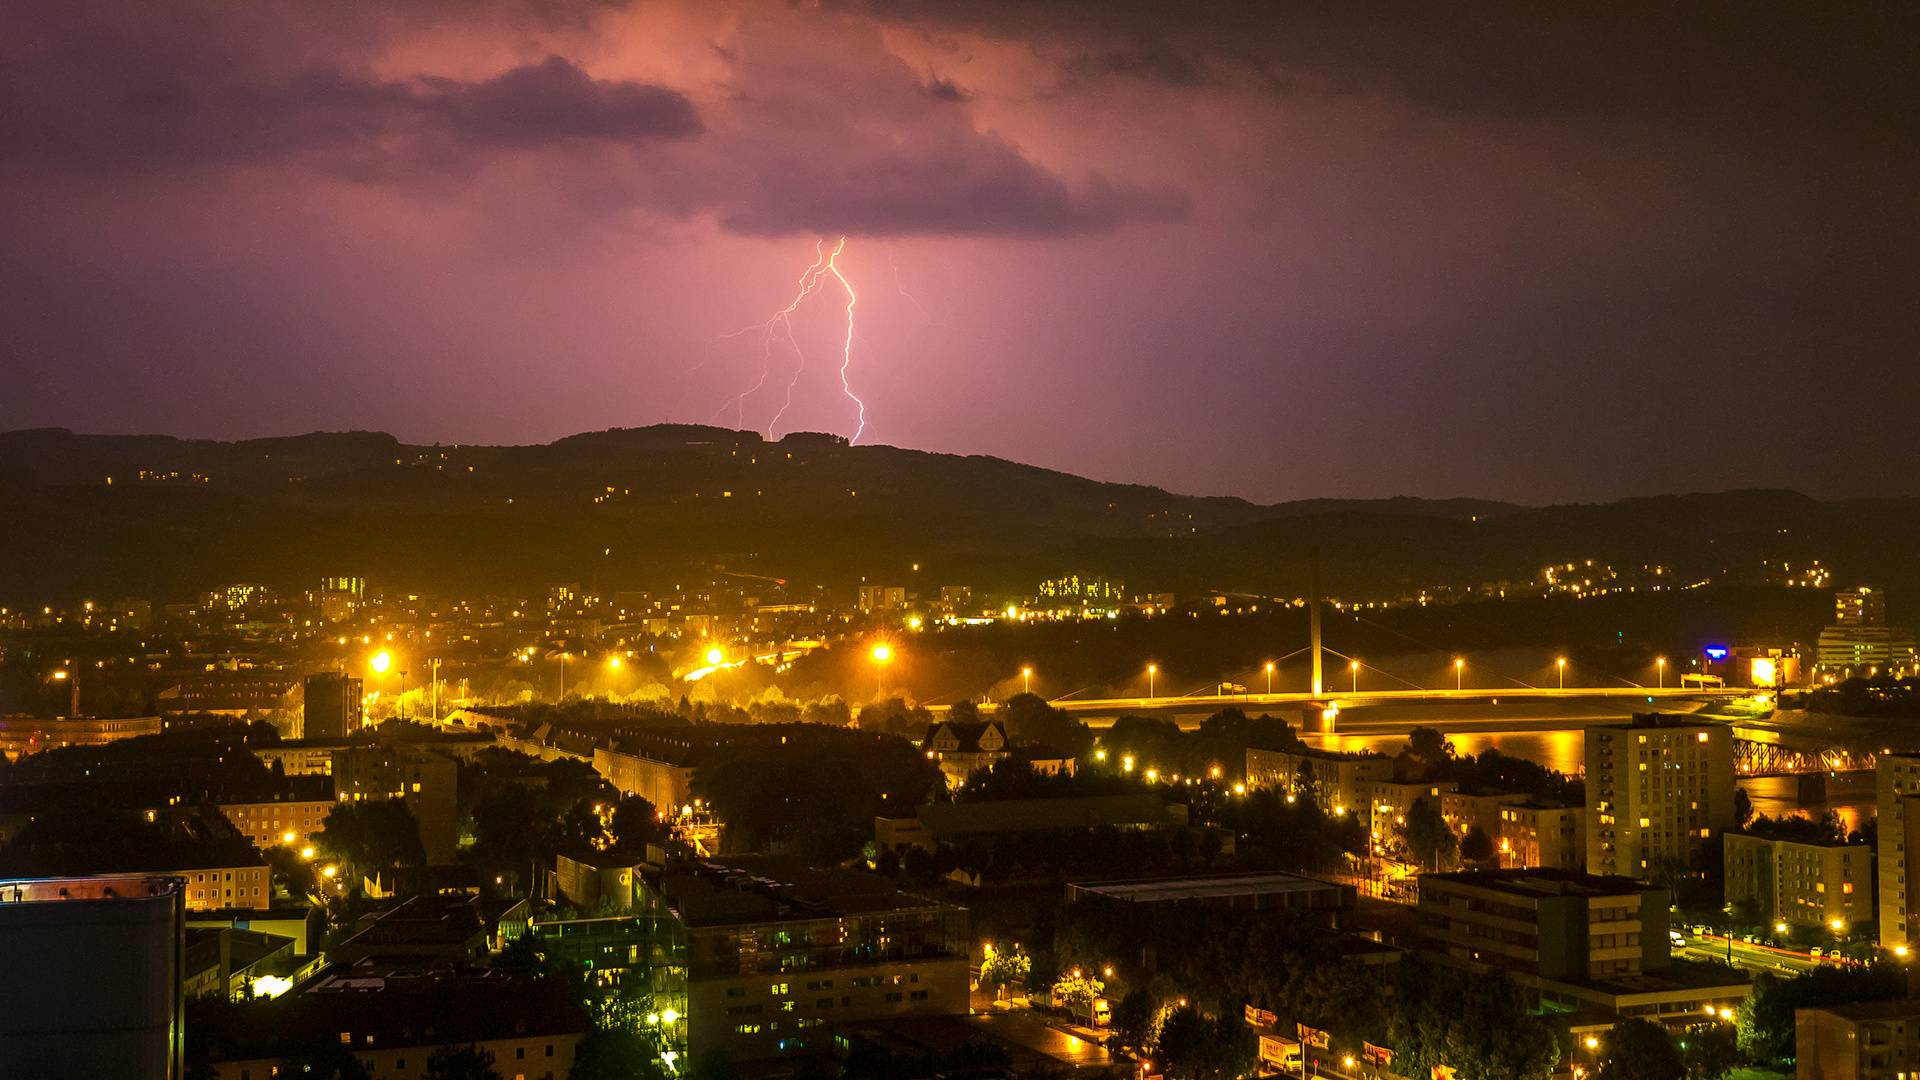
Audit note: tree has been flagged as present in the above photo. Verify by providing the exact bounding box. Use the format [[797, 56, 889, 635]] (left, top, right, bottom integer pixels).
[[980, 947, 1032, 990], [1112, 987, 1156, 1050], [1154, 1005, 1256, 1080], [609, 795, 666, 851], [1051, 972, 1105, 1009], [312, 800, 427, 880], [1598, 1017, 1684, 1080], [1459, 826, 1496, 865], [424, 1044, 502, 1080], [1396, 801, 1458, 871], [568, 1029, 670, 1080], [1681, 1022, 1739, 1080]]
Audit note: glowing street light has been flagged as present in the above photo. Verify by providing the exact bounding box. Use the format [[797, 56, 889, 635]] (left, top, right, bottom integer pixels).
[[1265, 662, 1274, 695], [1351, 659, 1359, 693], [1147, 664, 1157, 700], [873, 644, 892, 700], [608, 656, 622, 669], [1656, 656, 1666, 689], [1455, 657, 1465, 691], [1022, 667, 1032, 695], [706, 647, 724, 666], [370, 651, 391, 674], [1557, 657, 1567, 689]]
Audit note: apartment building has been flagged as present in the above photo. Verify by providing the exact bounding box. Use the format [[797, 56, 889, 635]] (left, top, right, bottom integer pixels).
[[1724, 831, 1870, 932], [1586, 715, 1735, 879]]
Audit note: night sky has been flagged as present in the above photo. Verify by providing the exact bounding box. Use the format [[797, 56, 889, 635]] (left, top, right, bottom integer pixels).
[[2, 1, 1915, 504]]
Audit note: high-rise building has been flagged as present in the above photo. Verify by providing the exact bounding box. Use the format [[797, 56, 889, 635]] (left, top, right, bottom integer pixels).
[[1586, 715, 1735, 879], [1819, 587, 1917, 679], [1874, 753, 1920, 951], [335, 746, 459, 864], [0, 874, 186, 1079], [302, 672, 364, 739], [858, 585, 906, 613]]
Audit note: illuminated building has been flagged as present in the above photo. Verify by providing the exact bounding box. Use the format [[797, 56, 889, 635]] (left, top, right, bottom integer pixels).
[[1246, 746, 1453, 823], [919, 719, 1008, 786], [1585, 716, 1735, 879], [1817, 587, 1916, 678], [1723, 831, 1867, 932], [217, 783, 335, 849], [0, 713, 162, 760], [0, 874, 186, 1079], [858, 585, 906, 613]]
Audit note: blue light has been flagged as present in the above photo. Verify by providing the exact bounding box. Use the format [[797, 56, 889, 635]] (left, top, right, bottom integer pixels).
[[1704, 646, 1729, 661]]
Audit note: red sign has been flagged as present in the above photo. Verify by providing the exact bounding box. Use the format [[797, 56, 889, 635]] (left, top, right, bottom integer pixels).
[[1364, 1043, 1394, 1067], [1297, 1024, 1330, 1050]]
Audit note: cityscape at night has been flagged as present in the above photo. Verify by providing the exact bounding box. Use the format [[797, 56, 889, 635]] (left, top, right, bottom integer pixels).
[[2, 3, 1918, 1080]]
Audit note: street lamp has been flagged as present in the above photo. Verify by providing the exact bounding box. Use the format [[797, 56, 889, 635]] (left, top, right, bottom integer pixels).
[[706, 647, 724, 666], [1455, 657, 1464, 691], [370, 651, 391, 674], [1656, 657, 1666, 689], [873, 644, 892, 700], [1265, 662, 1274, 695], [1147, 664, 1156, 700], [1351, 659, 1359, 694], [1022, 667, 1032, 695], [1557, 657, 1567, 689]]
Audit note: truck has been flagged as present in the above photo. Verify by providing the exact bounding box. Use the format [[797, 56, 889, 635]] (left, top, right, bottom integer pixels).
[[1072, 996, 1112, 1027], [1258, 1035, 1303, 1075]]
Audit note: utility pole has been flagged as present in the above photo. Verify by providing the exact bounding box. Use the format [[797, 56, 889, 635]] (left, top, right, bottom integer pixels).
[[1309, 547, 1324, 697]]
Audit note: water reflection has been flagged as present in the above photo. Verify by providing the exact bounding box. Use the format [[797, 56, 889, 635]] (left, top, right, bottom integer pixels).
[[1300, 729, 1587, 776], [1301, 729, 1876, 831]]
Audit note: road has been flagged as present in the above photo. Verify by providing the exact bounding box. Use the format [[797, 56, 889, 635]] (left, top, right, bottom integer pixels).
[[1679, 934, 1829, 976]]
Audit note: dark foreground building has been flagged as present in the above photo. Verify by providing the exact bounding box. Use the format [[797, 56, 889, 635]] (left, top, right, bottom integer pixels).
[[0, 874, 186, 1078]]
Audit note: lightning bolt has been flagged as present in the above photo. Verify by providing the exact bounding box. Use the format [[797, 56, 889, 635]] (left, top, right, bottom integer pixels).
[[687, 237, 868, 443], [823, 239, 866, 443]]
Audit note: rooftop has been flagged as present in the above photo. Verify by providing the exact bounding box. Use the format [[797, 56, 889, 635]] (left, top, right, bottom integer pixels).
[[1069, 872, 1343, 904], [1810, 998, 1920, 1022], [656, 856, 952, 927], [1420, 868, 1654, 899], [915, 793, 1183, 835]]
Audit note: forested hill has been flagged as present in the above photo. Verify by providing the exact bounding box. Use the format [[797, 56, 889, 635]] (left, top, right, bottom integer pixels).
[[0, 425, 1915, 610]]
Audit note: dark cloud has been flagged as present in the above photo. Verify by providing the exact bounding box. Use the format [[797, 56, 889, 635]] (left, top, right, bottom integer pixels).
[[0, 6, 697, 174], [428, 56, 702, 147], [861, 0, 1920, 131], [719, 141, 1187, 237]]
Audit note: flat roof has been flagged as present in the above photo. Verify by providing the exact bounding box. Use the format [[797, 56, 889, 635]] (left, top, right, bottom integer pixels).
[[1812, 998, 1920, 1023], [1071, 872, 1343, 903], [657, 857, 956, 927], [1421, 868, 1652, 899]]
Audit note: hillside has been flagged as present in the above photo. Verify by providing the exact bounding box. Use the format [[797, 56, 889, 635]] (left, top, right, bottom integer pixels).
[[0, 426, 1913, 611]]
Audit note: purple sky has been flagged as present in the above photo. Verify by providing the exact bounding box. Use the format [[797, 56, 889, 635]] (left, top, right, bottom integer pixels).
[[3, 1, 1916, 504]]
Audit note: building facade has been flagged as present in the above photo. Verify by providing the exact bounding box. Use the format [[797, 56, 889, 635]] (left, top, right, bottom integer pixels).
[[1586, 716, 1736, 879], [0, 874, 185, 1079], [920, 720, 1008, 786], [335, 746, 460, 865], [1247, 747, 1454, 823], [302, 672, 365, 739], [218, 797, 335, 850], [1796, 1000, 1920, 1080], [1876, 754, 1920, 951], [1725, 832, 1871, 932], [0, 714, 163, 759], [1818, 587, 1917, 679]]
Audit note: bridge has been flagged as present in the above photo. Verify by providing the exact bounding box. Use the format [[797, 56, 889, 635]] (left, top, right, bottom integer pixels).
[[928, 685, 1750, 717]]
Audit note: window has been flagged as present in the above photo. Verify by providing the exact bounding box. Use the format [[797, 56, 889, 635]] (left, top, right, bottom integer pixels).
[[1845, 883, 1856, 894], [771, 983, 788, 995], [886, 992, 904, 1003], [518, 1047, 527, 1059], [781, 1001, 796, 1012], [726, 987, 746, 998], [911, 990, 929, 1001], [547, 1046, 554, 1057]]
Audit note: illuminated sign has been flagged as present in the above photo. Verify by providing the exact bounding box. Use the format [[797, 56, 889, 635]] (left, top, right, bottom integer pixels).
[[1704, 645, 1729, 661], [1751, 658, 1777, 686]]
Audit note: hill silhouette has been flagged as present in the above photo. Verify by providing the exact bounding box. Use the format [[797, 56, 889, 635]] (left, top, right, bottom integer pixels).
[[0, 426, 1912, 609]]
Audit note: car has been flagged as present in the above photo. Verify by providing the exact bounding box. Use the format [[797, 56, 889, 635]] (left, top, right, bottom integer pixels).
[[1670, 931, 1688, 947]]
